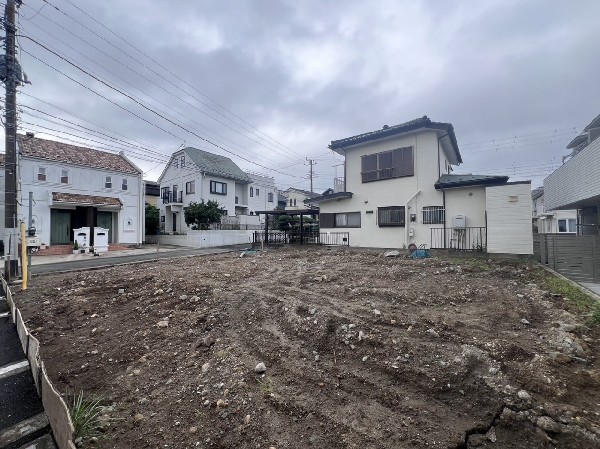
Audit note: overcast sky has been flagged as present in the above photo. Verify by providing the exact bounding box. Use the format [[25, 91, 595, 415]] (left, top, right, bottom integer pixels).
[[4, 0, 600, 191]]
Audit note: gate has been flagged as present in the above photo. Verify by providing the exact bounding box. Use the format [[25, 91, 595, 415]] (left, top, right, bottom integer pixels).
[[253, 231, 349, 246], [534, 234, 600, 282]]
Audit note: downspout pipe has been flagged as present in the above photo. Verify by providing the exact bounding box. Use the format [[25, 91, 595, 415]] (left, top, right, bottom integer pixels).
[[405, 190, 421, 246], [437, 133, 449, 249]]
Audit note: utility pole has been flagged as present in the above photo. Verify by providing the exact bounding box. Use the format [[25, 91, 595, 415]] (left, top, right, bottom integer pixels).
[[4, 0, 19, 280], [305, 158, 316, 199]]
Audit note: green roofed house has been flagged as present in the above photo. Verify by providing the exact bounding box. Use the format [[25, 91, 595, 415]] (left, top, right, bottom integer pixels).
[[305, 116, 533, 254], [156, 147, 278, 233]]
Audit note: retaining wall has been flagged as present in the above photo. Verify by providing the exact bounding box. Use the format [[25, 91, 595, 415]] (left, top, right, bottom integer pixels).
[[146, 230, 254, 248], [2, 277, 76, 449]]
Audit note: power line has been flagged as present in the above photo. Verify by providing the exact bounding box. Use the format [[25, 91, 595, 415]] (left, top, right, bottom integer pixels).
[[16, 22, 299, 167], [57, 0, 304, 158], [18, 43, 306, 179], [22, 1, 305, 162], [459, 126, 580, 148]]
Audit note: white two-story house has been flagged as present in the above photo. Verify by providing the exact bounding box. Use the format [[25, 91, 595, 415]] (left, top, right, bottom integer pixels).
[[157, 147, 278, 232], [282, 188, 316, 211], [246, 172, 278, 222], [307, 116, 533, 254], [544, 113, 600, 235], [532, 187, 577, 234], [13, 134, 144, 248]]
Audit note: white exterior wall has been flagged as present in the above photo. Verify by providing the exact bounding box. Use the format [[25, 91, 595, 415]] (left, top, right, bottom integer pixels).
[[284, 190, 312, 210], [146, 230, 254, 248], [444, 187, 487, 227], [544, 137, 600, 210], [536, 210, 578, 234], [247, 173, 277, 220], [18, 157, 143, 245], [486, 183, 533, 254], [320, 130, 451, 248], [159, 150, 250, 233]]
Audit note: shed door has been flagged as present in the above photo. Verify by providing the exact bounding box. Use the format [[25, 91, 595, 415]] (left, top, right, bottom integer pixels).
[[97, 211, 113, 243], [50, 210, 72, 244]]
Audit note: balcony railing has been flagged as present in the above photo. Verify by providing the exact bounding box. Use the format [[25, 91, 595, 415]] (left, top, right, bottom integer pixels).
[[430, 227, 487, 251], [162, 190, 183, 204]]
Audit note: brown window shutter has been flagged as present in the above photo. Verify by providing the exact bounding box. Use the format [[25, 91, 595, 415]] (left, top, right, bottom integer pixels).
[[320, 213, 335, 228]]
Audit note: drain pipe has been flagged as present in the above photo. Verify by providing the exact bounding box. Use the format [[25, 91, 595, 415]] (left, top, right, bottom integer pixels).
[[405, 190, 421, 246]]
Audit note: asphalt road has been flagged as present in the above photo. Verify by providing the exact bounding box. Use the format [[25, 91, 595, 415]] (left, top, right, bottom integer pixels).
[[30, 245, 248, 276]]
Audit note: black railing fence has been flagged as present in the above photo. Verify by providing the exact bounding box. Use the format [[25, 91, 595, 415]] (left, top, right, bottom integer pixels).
[[253, 231, 350, 246], [162, 190, 183, 204], [430, 227, 487, 251]]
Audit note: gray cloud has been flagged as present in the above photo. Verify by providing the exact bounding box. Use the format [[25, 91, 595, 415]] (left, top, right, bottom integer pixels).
[[3, 0, 598, 191]]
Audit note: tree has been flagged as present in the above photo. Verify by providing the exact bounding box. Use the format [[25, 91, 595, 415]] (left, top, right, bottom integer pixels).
[[184, 200, 223, 230], [145, 204, 160, 235]]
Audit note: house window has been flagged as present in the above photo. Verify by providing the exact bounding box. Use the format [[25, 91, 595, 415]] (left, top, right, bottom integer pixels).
[[180, 156, 185, 167], [186, 181, 195, 194], [250, 187, 254, 197], [320, 212, 361, 228], [361, 147, 414, 183], [268, 192, 274, 202], [289, 199, 293, 207], [105, 176, 112, 188], [60, 169, 69, 184], [174, 158, 179, 169], [422, 206, 445, 224], [37, 167, 47, 181], [558, 219, 576, 233], [294, 198, 297, 206], [378, 206, 405, 227], [122, 178, 128, 190], [160, 215, 165, 223], [235, 196, 239, 204], [256, 188, 260, 196], [210, 180, 227, 195]]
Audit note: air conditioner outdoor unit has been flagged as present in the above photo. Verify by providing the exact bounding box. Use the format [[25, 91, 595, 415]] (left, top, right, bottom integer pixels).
[[453, 215, 466, 229]]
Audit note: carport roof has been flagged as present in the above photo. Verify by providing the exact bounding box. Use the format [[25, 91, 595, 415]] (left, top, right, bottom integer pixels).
[[52, 192, 123, 207]]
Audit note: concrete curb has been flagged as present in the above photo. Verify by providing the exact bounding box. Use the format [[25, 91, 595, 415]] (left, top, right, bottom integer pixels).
[[31, 248, 238, 277], [539, 264, 600, 302], [2, 277, 76, 449]]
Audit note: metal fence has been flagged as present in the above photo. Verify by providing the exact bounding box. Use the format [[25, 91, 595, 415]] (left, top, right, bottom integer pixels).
[[253, 231, 350, 246], [534, 234, 600, 282], [430, 227, 487, 251]]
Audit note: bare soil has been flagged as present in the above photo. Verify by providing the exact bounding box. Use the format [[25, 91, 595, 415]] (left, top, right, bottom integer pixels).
[[14, 247, 600, 449]]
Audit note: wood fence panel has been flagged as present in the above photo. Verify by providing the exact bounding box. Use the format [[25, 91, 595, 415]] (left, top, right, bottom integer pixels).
[[544, 235, 600, 282]]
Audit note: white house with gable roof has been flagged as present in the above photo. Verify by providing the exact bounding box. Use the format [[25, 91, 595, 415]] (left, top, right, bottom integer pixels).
[[307, 116, 533, 254], [4, 134, 144, 251]]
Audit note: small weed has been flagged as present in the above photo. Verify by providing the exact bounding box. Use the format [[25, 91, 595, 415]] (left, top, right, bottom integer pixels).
[[257, 378, 275, 394], [448, 257, 490, 272], [70, 390, 104, 441], [215, 350, 229, 359], [536, 270, 600, 325]]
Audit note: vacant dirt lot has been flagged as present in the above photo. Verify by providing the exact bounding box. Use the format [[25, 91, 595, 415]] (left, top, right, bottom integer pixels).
[[14, 247, 600, 448]]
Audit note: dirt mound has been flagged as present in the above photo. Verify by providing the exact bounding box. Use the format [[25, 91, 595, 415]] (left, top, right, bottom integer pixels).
[[15, 247, 600, 448]]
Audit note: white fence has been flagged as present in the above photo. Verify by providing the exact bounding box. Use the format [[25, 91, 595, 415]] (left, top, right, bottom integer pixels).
[[146, 230, 255, 248]]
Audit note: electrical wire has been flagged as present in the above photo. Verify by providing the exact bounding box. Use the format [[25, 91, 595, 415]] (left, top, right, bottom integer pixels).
[[21, 1, 305, 162], [56, 0, 304, 158], [18, 44, 307, 180]]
